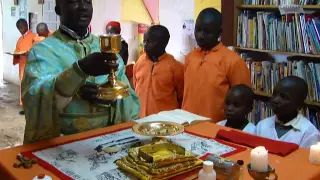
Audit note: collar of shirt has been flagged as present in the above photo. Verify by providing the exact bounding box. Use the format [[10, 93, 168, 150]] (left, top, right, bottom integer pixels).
[[148, 52, 167, 62], [275, 114, 303, 131], [198, 41, 223, 53], [22, 30, 32, 38], [59, 24, 89, 41]]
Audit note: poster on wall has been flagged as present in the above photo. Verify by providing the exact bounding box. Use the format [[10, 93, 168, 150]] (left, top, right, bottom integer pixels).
[[143, 0, 159, 24], [11, 7, 16, 17], [137, 24, 150, 58], [121, 0, 152, 25], [181, 20, 197, 56], [19, 0, 28, 19]]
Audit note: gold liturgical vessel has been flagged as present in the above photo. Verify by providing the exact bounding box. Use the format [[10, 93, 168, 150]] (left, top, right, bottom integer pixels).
[[98, 34, 130, 101]]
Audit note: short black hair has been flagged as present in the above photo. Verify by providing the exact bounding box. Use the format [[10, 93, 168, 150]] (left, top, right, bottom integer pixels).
[[36, 22, 49, 31], [279, 76, 308, 101], [198, 8, 222, 30], [147, 25, 170, 45], [16, 18, 28, 27], [229, 84, 254, 107]]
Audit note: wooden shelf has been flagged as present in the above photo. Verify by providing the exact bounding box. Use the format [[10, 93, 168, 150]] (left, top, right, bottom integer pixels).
[[234, 47, 320, 58], [254, 91, 320, 107], [237, 5, 320, 10]]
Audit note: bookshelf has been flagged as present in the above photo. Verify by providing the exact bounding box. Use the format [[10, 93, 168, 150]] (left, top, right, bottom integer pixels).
[[237, 5, 320, 10], [235, 47, 320, 58], [233, 1, 320, 128], [254, 90, 320, 107]]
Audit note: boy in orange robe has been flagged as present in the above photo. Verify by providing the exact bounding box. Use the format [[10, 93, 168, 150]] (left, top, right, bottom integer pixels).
[[133, 25, 184, 118], [32, 23, 53, 44], [182, 8, 251, 122], [13, 19, 36, 114]]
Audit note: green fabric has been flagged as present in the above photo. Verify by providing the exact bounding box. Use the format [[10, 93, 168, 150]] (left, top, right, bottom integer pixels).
[[22, 30, 140, 144]]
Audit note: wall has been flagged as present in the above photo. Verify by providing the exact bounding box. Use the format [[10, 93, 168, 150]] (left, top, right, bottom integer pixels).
[[3, 0, 21, 85], [0, 1, 3, 86], [2, 0, 42, 85], [91, 0, 194, 63], [159, 0, 194, 63], [91, 0, 138, 63]]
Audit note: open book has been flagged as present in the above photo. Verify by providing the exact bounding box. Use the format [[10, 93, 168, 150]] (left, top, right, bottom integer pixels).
[[137, 109, 211, 125]]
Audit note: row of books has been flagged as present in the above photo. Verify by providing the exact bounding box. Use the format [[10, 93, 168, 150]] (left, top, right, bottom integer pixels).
[[244, 0, 320, 5], [245, 60, 320, 102], [237, 11, 320, 55], [248, 100, 320, 129]]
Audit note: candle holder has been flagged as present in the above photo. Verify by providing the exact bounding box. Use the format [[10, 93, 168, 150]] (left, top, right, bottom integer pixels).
[[98, 34, 130, 101], [247, 164, 278, 180]]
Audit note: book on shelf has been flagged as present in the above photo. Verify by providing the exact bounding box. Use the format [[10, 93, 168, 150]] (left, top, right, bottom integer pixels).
[[243, 0, 320, 5], [237, 11, 320, 55], [137, 109, 211, 125], [245, 59, 320, 102], [248, 100, 320, 129]]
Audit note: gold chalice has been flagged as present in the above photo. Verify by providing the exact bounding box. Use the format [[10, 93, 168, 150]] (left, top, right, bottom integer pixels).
[[98, 34, 130, 101], [247, 164, 278, 180]]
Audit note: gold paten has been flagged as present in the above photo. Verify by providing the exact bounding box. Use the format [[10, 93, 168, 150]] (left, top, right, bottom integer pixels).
[[138, 143, 186, 163], [132, 121, 184, 137], [98, 34, 130, 101]]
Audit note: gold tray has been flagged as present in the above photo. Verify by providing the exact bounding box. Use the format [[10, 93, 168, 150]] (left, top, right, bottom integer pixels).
[[138, 143, 186, 163], [132, 121, 184, 137]]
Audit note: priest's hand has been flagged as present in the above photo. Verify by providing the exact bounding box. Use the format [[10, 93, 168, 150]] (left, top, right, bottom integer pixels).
[[79, 82, 112, 104], [78, 52, 118, 76]]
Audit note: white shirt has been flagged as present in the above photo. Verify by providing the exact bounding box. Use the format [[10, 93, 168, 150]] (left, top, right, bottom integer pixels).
[[216, 120, 256, 134], [256, 114, 320, 149]]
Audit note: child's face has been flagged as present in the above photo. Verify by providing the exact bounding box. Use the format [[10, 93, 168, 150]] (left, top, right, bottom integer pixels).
[[17, 23, 28, 35], [194, 14, 220, 51], [224, 90, 250, 121], [143, 32, 165, 58], [270, 82, 301, 117]]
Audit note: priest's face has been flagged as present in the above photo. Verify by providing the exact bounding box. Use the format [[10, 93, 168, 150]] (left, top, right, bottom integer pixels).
[[55, 0, 93, 32]]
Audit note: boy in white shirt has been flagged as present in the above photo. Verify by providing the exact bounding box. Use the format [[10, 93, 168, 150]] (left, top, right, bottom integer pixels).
[[256, 76, 319, 149], [217, 84, 256, 134]]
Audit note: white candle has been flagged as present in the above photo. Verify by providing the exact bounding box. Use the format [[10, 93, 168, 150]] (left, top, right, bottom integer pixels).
[[250, 146, 269, 172], [309, 143, 320, 165]]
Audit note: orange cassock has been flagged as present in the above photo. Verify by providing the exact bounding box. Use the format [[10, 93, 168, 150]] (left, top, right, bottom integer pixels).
[[133, 53, 184, 118], [32, 30, 54, 45], [182, 42, 251, 123], [13, 30, 36, 105], [32, 36, 46, 45]]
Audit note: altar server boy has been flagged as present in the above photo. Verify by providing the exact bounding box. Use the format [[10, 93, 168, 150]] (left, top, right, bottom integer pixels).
[[133, 25, 184, 118], [182, 8, 251, 123], [256, 76, 320, 148], [217, 84, 256, 134]]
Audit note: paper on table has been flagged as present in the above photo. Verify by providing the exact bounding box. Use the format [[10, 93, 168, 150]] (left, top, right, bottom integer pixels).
[[137, 109, 210, 125], [137, 114, 183, 124], [5, 51, 28, 56], [159, 109, 210, 123]]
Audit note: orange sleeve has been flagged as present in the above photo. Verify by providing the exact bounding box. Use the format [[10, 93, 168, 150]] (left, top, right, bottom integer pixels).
[[133, 63, 138, 89], [184, 54, 190, 72], [227, 57, 252, 88], [13, 39, 20, 65], [173, 61, 184, 107]]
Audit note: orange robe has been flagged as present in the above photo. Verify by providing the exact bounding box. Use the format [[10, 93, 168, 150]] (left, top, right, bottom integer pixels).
[[13, 30, 36, 105], [133, 53, 184, 118], [32, 30, 54, 45], [182, 42, 251, 122]]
